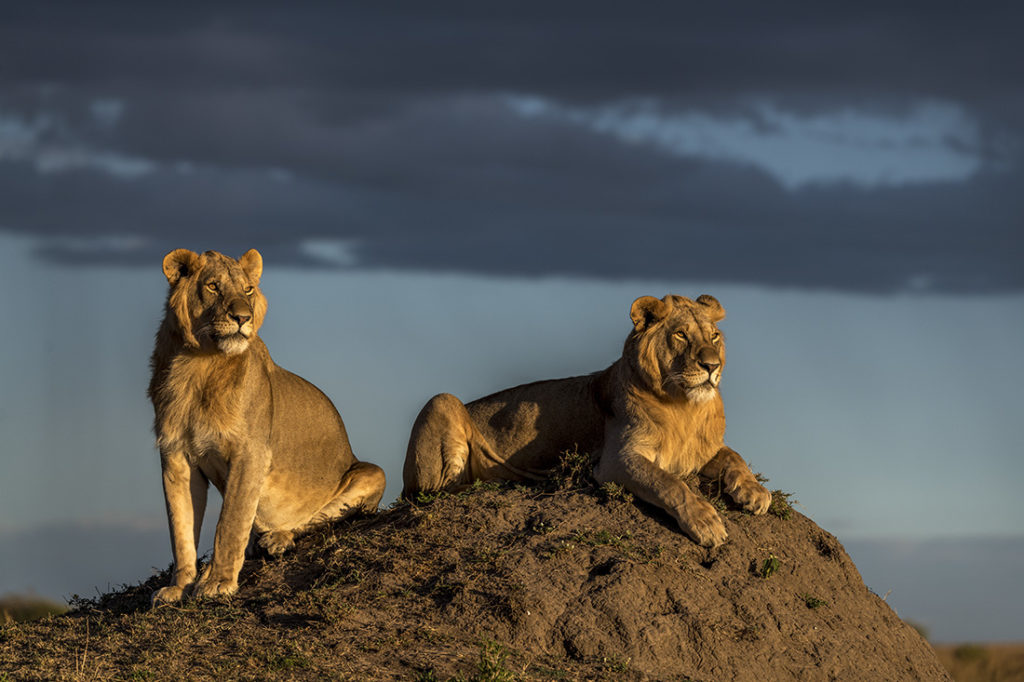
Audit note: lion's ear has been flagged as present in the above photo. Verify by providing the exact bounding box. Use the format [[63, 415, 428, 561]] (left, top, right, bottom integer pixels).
[[696, 294, 725, 322], [630, 296, 670, 331], [239, 249, 263, 285], [162, 249, 200, 286]]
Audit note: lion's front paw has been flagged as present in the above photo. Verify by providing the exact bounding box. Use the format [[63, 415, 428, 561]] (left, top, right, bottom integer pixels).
[[151, 585, 187, 606], [732, 480, 772, 515], [190, 577, 238, 599], [258, 530, 295, 558], [678, 499, 728, 548]]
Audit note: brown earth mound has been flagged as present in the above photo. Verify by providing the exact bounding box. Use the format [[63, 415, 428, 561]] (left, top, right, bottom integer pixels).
[[0, 465, 949, 681]]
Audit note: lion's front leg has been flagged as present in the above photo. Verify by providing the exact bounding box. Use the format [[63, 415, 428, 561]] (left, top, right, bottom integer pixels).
[[153, 451, 208, 605], [595, 437, 728, 548], [192, 450, 269, 599], [699, 446, 771, 515]]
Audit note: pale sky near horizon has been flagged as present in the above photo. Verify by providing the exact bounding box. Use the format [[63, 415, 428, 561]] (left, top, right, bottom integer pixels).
[[4, 230, 1023, 536]]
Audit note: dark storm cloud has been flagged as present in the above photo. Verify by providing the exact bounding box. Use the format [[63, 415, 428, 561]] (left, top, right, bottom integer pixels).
[[1, 2, 1022, 292]]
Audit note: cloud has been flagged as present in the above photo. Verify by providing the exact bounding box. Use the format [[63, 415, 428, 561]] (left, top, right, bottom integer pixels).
[[0, 3, 1022, 292], [0, 110, 157, 179], [509, 97, 985, 190]]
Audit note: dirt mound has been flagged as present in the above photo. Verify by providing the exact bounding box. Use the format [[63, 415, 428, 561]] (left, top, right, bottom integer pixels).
[[0, 471, 949, 680]]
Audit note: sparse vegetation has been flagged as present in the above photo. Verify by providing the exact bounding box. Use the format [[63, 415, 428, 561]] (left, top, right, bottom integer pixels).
[[597, 481, 633, 503], [754, 473, 797, 520], [598, 655, 632, 673], [800, 593, 828, 609], [768, 490, 796, 520], [553, 446, 595, 488], [471, 638, 516, 682], [0, 595, 67, 624], [570, 528, 662, 563], [952, 644, 989, 663], [760, 554, 781, 578], [415, 489, 451, 505], [934, 642, 1024, 682]]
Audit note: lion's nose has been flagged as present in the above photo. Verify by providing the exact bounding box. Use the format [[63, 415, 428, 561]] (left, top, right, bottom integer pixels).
[[230, 311, 251, 326], [697, 348, 720, 374], [699, 358, 720, 373]]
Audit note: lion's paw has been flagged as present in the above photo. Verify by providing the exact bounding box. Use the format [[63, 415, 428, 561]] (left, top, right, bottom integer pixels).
[[732, 481, 772, 515], [679, 500, 728, 548], [258, 530, 295, 558], [190, 578, 238, 599], [151, 585, 187, 606]]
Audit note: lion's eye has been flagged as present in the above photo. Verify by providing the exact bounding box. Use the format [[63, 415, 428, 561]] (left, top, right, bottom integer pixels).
[[673, 331, 688, 342], [711, 332, 721, 343], [205, 282, 219, 293], [244, 286, 255, 296]]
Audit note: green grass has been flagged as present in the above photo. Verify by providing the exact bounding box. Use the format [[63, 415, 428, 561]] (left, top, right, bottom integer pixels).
[[569, 528, 662, 563], [553, 447, 596, 488], [755, 473, 797, 520], [768, 490, 796, 520], [597, 481, 633, 503], [471, 638, 515, 682], [598, 655, 631, 673], [800, 593, 828, 609], [760, 554, 780, 579]]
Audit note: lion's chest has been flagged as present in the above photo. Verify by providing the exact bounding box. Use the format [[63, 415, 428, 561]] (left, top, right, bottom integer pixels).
[[646, 402, 725, 476], [155, 357, 250, 464]]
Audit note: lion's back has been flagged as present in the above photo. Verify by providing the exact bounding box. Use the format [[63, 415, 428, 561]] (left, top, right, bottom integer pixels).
[[467, 374, 607, 471], [266, 364, 355, 468]]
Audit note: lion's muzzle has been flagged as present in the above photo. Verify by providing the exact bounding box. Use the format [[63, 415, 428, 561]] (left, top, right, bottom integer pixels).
[[696, 345, 722, 387], [225, 299, 255, 338]]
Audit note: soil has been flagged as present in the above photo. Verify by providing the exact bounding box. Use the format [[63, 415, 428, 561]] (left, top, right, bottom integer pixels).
[[0, 466, 950, 681]]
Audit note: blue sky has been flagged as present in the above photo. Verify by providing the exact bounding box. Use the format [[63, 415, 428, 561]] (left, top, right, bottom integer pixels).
[[1, 2, 1023, 642]]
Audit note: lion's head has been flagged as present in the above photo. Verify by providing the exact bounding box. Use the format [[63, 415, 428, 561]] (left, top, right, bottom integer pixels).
[[161, 249, 268, 355], [625, 294, 727, 403]]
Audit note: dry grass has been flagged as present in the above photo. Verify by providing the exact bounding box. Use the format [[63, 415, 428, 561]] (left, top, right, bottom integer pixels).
[[933, 642, 1024, 682]]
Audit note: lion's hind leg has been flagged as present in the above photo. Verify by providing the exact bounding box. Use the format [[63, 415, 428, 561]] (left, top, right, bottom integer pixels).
[[303, 460, 386, 526], [321, 460, 386, 516], [402, 392, 476, 498], [257, 461, 385, 557]]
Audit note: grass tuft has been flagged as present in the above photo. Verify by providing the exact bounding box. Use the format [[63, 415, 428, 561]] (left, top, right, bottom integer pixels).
[[597, 481, 633, 503], [471, 638, 516, 682], [768, 490, 796, 520], [800, 593, 828, 609], [760, 554, 781, 579], [553, 447, 596, 489]]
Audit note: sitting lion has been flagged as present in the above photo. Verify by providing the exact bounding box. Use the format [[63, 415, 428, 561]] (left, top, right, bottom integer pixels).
[[403, 294, 770, 547], [149, 249, 386, 603]]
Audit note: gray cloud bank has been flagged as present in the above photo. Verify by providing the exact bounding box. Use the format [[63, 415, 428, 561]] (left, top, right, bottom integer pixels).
[[1, 3, 1022, 292]]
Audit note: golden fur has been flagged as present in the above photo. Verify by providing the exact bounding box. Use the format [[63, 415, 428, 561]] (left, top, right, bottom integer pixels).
[[149, 249, 386, 603], [403, 294, 770, 547]]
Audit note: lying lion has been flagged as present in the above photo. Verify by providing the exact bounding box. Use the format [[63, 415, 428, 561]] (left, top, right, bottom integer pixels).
[[403, 294, 770, 547], [149, 249, 386, 603]]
